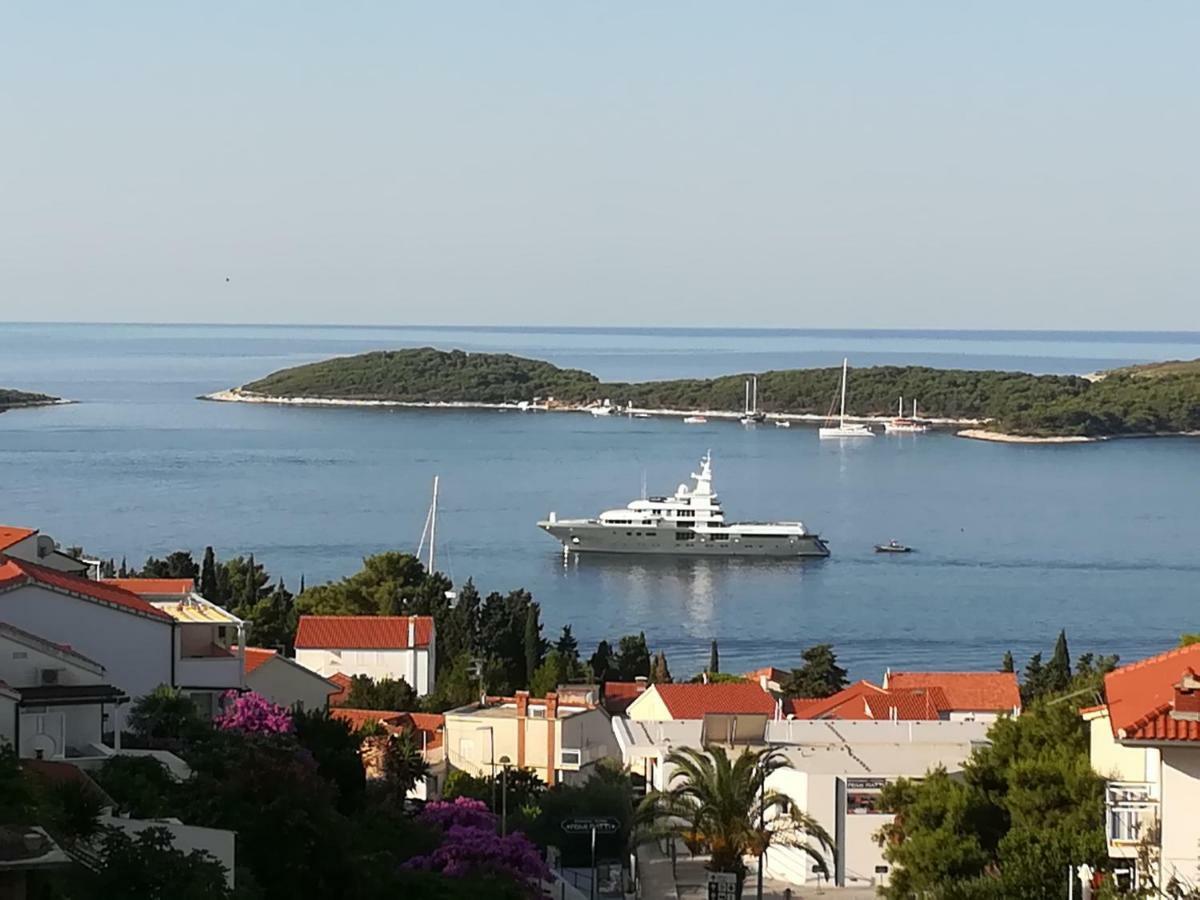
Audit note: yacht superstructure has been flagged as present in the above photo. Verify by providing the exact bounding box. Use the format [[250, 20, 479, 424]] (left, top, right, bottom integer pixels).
[[537, 452, 829, 558]]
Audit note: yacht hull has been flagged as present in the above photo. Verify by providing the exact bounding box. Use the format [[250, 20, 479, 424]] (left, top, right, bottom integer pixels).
[[538, 522, 830, 558]]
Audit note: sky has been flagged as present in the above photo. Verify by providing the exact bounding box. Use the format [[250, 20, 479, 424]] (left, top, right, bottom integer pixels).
[[1, 3, 1198, 329]]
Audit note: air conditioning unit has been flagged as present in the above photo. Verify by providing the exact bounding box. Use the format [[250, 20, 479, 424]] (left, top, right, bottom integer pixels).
[[39, 668, 64, 686]]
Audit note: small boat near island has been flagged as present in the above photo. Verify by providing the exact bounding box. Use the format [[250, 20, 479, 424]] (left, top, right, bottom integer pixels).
[[739, 376, 766, 426], [819, 358, 875, 439], [683, 415, 708, 424], [875, 540, 913, 553], [884, 397, 930, 434], [775, 420, 791, 428]]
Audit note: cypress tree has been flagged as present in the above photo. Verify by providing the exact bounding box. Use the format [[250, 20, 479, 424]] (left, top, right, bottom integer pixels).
[[298, 574, 306, 595], [555, 625, 579, 662], [1001, 650, 1014, 673], [1047, 629, 1072, 693], [651, 651, 672, 684], [589, 640, 612, 684], [242, 553, 259, 612], [522, 604, 543, 688], [708, 639, 719, 674], [118, 556, 128, 578], [200, 546, 219, 600]]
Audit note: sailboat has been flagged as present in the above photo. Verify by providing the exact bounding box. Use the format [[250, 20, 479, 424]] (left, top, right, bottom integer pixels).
[[416, 477, 458, 602], [818, 359, 875, 439], [883, 397, 929, 434], [740, 376, 766, 425]]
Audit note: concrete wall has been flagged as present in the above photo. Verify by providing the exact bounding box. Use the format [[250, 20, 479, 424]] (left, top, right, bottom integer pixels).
[[0, 632, 104, 688], [1088, 712, 1153, 782], [1159, 747, 1200, 888], [0, 585, 173, 699], [295, 647, 433, 695], [0, 693, 15, 747], [246, 658, 331, 711]]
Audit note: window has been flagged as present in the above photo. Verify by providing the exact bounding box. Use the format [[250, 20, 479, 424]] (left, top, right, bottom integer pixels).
[[560, 749, 582, 766], [711, 533, 729, 541], [459, 738, 475, 760], [675, 530, 695, 541], [12, 651, 27, 659], [847, 792, 885, 814]]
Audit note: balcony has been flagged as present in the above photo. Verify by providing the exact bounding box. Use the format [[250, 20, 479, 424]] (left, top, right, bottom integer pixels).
[[1106, 782, 1158, 855], [175, 653, 244, 691]]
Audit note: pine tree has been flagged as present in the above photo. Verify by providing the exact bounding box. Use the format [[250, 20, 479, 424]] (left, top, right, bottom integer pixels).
[[118, 556, 128, 578], [1001, 651, 1014, 673], [708, 639, 719, 674], [1022, 652, 1045, 704], [555, 625, 579, 662], [613, 633, 651, 680], [651, 650, 673, 684], [1046, 630, 1072, 694], [781, 644, 848, 699], [200, 546, 219, 600], [242, 553, 260, 611]]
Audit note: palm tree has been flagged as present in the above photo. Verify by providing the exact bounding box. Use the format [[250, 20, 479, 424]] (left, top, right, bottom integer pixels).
[[636, 745, 835, 898]]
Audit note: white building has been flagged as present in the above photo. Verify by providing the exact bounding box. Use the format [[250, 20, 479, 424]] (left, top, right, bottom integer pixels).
[[0, 562, 243, 710], [0, 622, 126, 760], [240, 647, 338, 712], [294, 615, 436, 696], [0, 525, 90, 576], [613, 714, 990, 890], [1084, 644, 1200, 892]]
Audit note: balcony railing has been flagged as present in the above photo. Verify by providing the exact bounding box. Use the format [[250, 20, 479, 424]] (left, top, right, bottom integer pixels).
[[1106, 782, 1158, 846]]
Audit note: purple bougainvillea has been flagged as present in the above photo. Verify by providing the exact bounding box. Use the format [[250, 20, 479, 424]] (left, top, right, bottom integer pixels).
[[417, 797, 499, 831], [408, 798, 550, 893], [213, 690, 294, 734]]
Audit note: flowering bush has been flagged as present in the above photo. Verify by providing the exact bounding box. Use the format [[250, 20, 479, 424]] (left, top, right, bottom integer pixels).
[[405, 825, 550, 890], [417, 797, 498, 832], [213, 690, 294, 734]]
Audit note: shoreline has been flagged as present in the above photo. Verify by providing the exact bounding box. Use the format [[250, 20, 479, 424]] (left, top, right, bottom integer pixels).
[[0, 397, 71, 414], [200, 388, 984, 429], [958, 428, 1200, 444]]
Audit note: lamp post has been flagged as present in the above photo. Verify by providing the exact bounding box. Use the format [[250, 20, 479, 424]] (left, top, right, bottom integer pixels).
[[756, 757, 766, 900], [499, 754, 512, 836]]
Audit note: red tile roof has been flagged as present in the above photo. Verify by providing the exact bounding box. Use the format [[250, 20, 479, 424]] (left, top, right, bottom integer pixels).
[[0, 558, 173, 623], [651, 682, 778, 719], [744, 666, 789, 685], [331, 708, 445, 748], [240, 647, 277, 675], [100, 578, 194, 597], [1105, 645, 1200, 743], [789, 681, 953, 721], [885, 672, 1021, 712], [327, 672, 353, 706], [294, 615, 433, 650], [0, 526, 36, 552], [602, 681, 648, 714]]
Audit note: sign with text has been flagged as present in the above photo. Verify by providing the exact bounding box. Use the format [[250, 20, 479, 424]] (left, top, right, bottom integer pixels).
[[706, 871, 737, 900], [561, 817, 621, 835]]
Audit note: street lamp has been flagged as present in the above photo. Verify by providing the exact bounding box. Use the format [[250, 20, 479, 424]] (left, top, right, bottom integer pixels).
[[498, 754, 512, 836]]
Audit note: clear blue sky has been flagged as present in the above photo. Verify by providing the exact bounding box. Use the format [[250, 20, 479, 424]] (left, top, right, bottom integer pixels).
[[2, 2, 1197, 329]]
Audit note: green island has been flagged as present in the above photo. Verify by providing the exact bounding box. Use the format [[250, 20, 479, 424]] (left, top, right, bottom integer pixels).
[[228, 347, 1200, 439], [0, 387, 59, 412]]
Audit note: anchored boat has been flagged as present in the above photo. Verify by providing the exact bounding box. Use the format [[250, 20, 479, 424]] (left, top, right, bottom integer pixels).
[[538, 451, 830, 558]]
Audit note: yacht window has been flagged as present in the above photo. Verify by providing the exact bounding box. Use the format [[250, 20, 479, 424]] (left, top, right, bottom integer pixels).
[[675, 531, 695, 541], [711, 533, 729, 541]]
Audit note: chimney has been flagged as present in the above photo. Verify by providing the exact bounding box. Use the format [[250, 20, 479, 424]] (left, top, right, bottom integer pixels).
[[546, 692, 558, 720], [1171, 669, 1200, 721], [408, 615, 416, 648], [515, 690, 530, 718], [634, 676, 648, 692], [759, 675, 769, 691]]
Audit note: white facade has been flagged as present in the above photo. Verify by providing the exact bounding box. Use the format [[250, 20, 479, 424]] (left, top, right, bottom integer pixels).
[[98, 815, 236, 888], [245, 654, 335, 711], [295, 646, 434, 696], [0, 531, 89, 575], [0, 583, 173, 700]]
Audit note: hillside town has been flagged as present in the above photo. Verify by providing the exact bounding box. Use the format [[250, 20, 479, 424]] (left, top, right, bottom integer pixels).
[[1, 522, 1197, 898]]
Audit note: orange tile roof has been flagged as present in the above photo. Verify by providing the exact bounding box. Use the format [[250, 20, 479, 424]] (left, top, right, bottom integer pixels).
[[885, 671, 1021, 712], [653, 682, 778, 719], [1105, 644, 1200, 742], [0, 558, 173, 622], [239, 647, 277, 675], [327, 672, 353, 705], [0, 526, 36, 552], [789, 681, 952, 721], [602, 681, 647, 714], [744, 666, 789, 684], [331, 708, 444, 747], [294, 615, 434, 650], [100, 578, 194, 596]]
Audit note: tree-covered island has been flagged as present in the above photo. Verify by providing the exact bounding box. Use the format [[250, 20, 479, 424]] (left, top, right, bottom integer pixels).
[[0, 387, 59, 412], [218, 347, 1200, 439]]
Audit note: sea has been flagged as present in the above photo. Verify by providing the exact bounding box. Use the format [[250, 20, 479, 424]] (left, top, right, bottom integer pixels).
[[2, 322, 1199, 680]]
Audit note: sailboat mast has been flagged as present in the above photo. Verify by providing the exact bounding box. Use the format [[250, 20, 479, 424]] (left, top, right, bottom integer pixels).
[[752, 376, 758, 413], [428, 475, 439, 573], [744, 379, 750, 415], [840, 358, 848, 425]]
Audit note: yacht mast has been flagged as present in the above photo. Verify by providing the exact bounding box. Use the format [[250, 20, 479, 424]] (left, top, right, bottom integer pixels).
[[752, 376, 758, 414], [428, 475, 439, 573], [744, 379, 751, 415], [839, 358, 848, 425]]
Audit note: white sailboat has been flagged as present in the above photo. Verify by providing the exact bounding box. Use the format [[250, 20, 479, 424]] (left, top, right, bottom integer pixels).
[[818, 358, 875, 439], [883, 396, 930, 434], [740, 376, 766, 425]]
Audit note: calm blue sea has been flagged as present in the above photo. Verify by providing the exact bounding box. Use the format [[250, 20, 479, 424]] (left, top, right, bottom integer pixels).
[[2, 323, 1199, 679]]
